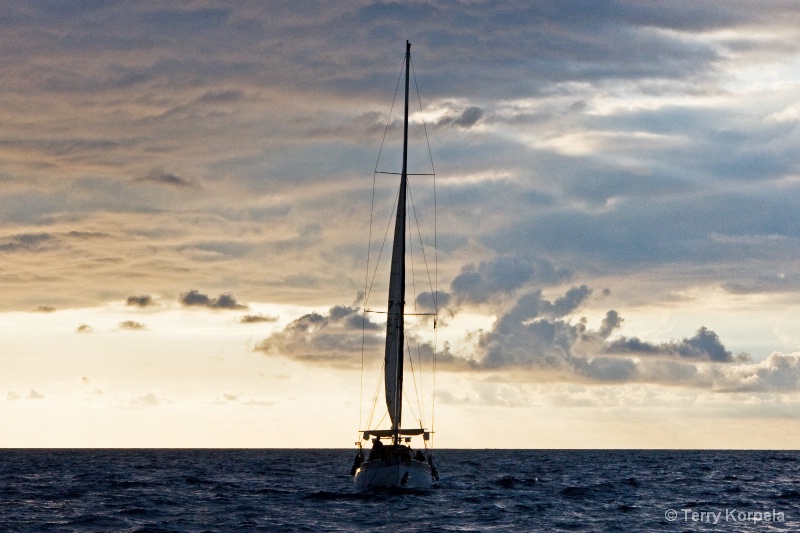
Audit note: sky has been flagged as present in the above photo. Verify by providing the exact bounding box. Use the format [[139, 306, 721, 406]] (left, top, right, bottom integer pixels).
[[2, 1, 800, 448]]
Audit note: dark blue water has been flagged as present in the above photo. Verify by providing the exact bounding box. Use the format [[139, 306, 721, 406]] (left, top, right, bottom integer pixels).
[[2, 449, 799, 531]]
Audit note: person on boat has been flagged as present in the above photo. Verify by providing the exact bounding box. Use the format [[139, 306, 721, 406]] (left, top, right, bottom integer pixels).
[[399, 447, 411, 464], [415, 450, 425, 462], [350, 450, 363, 476], [368, 438, 383, 461]]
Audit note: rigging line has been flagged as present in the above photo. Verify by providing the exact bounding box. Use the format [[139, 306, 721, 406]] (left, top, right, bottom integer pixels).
[[373, 54, 406, 175], [401, 327, 424, 429], [360, 177, 378, 437], [431, 311, 437, 448], [409, 55, 438, 313], [364, 51, 406, 307], [402, 388, 421, 429], [366, 359, 386, 430], [408, 182, 429, 426], [376, 172, 435, 176], [411, 55, 437, 178], [432, 180, 438, 445], [405, 196, 426, 427], [365, 310, 435, 316], [360, 54, 406, 439], [361, 48, 404, 441], [408, 177, 435, 443], [413, 54, 439, 446], [364, 183, 399, 307], [408, 180, 437, 300], [375, 410, 388, 429], [359, 306, 365, 435]]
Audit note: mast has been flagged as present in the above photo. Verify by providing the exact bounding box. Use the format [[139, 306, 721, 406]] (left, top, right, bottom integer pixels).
[[385, 40, 410, 446]]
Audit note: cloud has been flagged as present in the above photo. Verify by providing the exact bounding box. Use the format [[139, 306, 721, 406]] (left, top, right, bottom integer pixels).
[[415, 290, 450, 313], [179, 290, 247, 310], [126, 295, 156, 307], [475, 283, 750, 375], [598, 310, 623, 339], [450, 256, 571, 304], [132, 170, 197, 189], [0, 233, 56, 253], [251, 267, 800, 396], [478, 288, 589, 370], [220, 390, 244, 401], [76, 324, 93, 334], [711, 352, 800, 392], [196, 89, 245, 104], [240, 313, 279, 324], [7, 391, 20, 401], [130, 391, 168, 407], [118, 320, 147, 331], [255, 304, 383, 367], [216, 390, 278, 406], [563, 350, 800, 392], [437, 106, 485, 128], [605, 327, 747, 363], [33, 304, 56, 313], [26, 389, 44, 400]]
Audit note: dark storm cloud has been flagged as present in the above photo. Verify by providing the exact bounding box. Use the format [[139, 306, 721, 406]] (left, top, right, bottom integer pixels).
[[179, 289, 247, 310]]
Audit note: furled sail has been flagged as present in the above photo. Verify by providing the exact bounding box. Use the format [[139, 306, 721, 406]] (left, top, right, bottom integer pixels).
[[384, 175, 406, 431], [384, 41, 411, 436]]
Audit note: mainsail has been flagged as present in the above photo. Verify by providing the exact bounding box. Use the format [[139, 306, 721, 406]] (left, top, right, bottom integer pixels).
[[384, 41, 411, 439]]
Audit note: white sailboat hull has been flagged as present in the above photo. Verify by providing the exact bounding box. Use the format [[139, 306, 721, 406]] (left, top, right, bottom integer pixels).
[[353, 459, 433, 490]]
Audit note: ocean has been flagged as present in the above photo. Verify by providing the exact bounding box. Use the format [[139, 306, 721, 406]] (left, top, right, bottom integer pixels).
[[1, 449, 798, 531]]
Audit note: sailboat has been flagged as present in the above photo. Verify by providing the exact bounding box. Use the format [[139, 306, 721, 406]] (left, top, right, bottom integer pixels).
[[351, 40, 439, 490]]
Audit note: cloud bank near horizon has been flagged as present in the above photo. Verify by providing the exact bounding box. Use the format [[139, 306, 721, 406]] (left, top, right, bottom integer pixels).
[[254, 275, 800, 393]]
